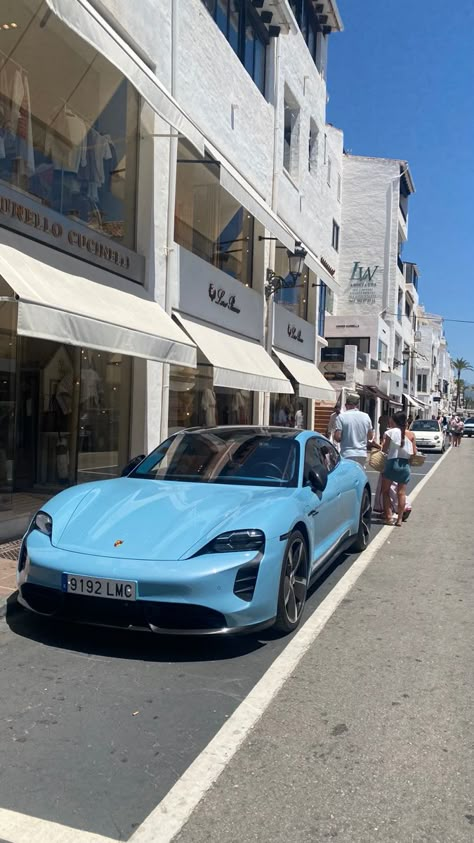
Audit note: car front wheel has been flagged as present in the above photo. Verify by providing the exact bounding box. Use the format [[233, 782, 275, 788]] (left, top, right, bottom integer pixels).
[[274, 530, 308, 634], [350, 488, 372, 552]]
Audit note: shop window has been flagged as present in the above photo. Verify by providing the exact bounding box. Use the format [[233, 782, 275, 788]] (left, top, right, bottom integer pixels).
[[273, 241, 308, 320], [0, 0, 139, 249], [270, 394, 308, 430], [175, 140, 254, 287], [168, 363, 254, 433], [13, 335, 131, 492], [201, 0, 268, 96], [283, 88, 300, 178]]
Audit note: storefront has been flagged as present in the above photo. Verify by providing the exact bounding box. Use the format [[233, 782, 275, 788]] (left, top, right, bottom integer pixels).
[[169, 246, 293, 432], [0, 0, 198, 532], [271, 303, 336, 428]]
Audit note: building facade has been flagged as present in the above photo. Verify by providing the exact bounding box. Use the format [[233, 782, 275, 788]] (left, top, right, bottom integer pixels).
[[0, 0, 343, 537]]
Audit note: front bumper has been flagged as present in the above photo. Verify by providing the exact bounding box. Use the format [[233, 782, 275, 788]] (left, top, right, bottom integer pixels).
[[17, 532, 283, 635]]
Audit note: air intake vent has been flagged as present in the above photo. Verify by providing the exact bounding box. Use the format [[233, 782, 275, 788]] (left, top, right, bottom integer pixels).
[[233, 563, 260, 602]]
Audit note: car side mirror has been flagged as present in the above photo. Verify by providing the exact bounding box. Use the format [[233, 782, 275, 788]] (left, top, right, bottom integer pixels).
[[121, 455, 145, 477], [308, 466, 328, 494]]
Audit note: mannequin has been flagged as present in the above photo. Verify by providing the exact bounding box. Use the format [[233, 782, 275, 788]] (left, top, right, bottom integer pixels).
[[201, 387, 217, 426]]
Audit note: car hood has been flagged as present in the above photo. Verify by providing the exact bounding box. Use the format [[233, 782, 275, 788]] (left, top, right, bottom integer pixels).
[[412, 430, 440, 438], [50, 478, 296, 560]]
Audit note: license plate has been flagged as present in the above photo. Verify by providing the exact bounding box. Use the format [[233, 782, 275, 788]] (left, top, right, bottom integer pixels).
[[61, 573, 137, 601]]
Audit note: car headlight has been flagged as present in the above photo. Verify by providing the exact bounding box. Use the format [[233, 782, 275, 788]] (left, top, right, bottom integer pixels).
[[434, 435, 440, 441], [195, 529, 265, 556], [31, 511, 53, 537]]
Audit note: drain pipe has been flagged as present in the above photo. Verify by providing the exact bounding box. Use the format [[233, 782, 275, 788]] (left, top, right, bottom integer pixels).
[[159, 0, 179, 442], [263, 37, 283, 424]]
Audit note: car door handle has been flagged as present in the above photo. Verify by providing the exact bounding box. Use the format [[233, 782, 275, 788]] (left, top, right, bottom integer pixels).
[[307, 509, 319, 517]]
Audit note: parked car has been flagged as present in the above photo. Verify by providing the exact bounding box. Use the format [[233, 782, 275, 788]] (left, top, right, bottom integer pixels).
[[17, 427, 372, 636], [463, 417, 474, 437], [409, 419, 445, 453]]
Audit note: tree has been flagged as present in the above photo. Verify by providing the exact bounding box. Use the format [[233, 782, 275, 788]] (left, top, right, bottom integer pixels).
[[451, 358, 473, 411]]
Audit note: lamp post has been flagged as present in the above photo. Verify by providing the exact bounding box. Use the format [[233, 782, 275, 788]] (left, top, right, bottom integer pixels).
[[264, 246, 307, 299]]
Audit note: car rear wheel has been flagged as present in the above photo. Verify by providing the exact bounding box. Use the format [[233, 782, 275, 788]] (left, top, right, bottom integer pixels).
[[350, 488, 372, 552], [274, 530, 308, 634]]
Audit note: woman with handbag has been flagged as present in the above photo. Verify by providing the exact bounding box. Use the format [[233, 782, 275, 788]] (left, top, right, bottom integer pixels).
[[380, 412, 417, 527]]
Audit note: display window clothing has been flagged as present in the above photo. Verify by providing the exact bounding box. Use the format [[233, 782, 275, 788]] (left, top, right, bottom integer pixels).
[[0, 61, 35, 176], [201, 387, 217, 427]]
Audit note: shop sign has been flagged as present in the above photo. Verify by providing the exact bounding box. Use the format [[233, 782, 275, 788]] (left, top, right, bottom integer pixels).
[[287, 324, 304, 343], [0, 182, 144, 284], [208, 284, 240, 313], [273, 304, 315, 361], [348, 261, 379, 305], [325, 372, 346, 381], [177, 246, 262, 341]]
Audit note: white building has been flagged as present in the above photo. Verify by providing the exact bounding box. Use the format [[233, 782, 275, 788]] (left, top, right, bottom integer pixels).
[[320, 153, 422, 431], [0, 0, 343, 537], [414, 308, 453, 418]]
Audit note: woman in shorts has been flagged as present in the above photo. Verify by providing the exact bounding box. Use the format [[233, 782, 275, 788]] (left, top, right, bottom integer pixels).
[[381, 412, 417, 527]]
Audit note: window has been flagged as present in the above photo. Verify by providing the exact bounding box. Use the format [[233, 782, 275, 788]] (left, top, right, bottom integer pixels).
[[327, 337, 370, 354], [327, 157, 332, 186], [308, 120, 319, 172], [397, 288, 403, 322], [337, 173, 342, 202], [283, 88, 300, 178], [175, 140, 254, 287], [202, 0, 269, 95], [326, 287, 334, 314], [331, 220, 340, 251], [318, 282, 327, 337], [405, 299, 412, 319], [168, 363, 254, 433], [303, 438, 326, 485], [394, 334, 402, 366], [288, 1, 327, 73], [417, 374, 428, 393], [378, 339, 388, 363], [0, 0, 139, 249], [319, 441, 340, 472]]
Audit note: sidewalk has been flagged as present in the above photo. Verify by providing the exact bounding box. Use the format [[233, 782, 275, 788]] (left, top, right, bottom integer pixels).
[[0, 541, 21, 615], [171, 447, 474, 843]]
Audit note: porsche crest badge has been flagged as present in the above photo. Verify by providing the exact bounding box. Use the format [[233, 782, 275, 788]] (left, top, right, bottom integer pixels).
[[114, 540, 124, 547]]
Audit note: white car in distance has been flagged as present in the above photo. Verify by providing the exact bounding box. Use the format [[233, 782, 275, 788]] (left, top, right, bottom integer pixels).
[[409, 419, 446, 453]]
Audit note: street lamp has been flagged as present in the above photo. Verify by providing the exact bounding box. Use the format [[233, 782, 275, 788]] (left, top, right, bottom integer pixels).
[[265, 246, 307, 299]]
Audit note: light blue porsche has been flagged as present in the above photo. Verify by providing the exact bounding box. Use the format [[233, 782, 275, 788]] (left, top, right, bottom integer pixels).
[[17, 426, 372, 636]]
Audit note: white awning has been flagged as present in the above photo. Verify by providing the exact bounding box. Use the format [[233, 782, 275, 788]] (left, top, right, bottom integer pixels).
[[175, 314, 293, 394], [0, 230, 196, 367], [273, 349, 336, 402], [44, 0, 203, 152], [403, 393, 427, 409]]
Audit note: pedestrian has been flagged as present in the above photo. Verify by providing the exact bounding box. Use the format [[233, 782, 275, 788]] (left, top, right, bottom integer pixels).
[[441, 415, 449, 445], [334, 393, 374, 467], [450, 415, 460, 447], [454, 416, 464, 447], [373, 472, 412, 521], [326, 405, 340, 450], [407, 414, 413, 429], [380, 411, 416, 527], [378, 413, 389, 442]]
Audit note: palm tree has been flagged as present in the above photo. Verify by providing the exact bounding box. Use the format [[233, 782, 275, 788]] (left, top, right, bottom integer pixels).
[[452, 358, 473, 411]]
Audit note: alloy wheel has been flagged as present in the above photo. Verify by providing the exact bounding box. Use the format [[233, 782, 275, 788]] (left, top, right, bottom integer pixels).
[[283, 536, 308, 624]]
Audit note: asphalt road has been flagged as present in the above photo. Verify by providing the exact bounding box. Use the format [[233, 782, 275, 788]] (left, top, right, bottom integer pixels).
[[0, 449, 446, 841]]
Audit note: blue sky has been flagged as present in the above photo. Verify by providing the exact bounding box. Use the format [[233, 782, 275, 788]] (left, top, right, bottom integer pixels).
[[327, 0, 474, 367]]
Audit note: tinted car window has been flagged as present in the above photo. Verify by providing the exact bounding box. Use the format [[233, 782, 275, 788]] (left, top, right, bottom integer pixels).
[[131, 431, 300, 487], [303, 438, 326, 485], [411, 421, 440, 431], [318, 440, 340, 472]]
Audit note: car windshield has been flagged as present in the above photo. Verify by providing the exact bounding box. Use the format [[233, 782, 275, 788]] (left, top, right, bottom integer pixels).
[[130, 430, 300, 487], [411, 421, 440, 431], [464, 418, 474, 424]]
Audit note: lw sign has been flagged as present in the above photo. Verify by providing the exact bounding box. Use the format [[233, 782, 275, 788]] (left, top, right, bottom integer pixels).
[[349, 261, 379, 305]]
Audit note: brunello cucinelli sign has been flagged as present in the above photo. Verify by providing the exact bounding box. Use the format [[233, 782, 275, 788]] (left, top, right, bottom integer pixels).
[[348, 261, 380, 305], [0, 183, 144, 284]]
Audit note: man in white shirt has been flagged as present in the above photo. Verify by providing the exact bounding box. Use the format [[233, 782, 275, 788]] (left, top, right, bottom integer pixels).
[[334, 393, 374, 466]]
